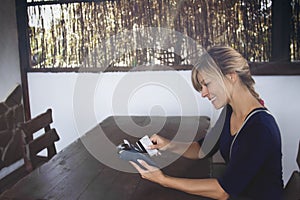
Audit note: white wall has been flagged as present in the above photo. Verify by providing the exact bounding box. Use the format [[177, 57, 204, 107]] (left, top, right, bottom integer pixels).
[[27, 71, 213, 149], [255, 76, 300, 185], [0, 0, 21, 100], [28, 72, 300, 185]]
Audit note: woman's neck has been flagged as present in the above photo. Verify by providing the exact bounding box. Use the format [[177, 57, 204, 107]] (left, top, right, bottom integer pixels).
[[229, 87, 263, 121]]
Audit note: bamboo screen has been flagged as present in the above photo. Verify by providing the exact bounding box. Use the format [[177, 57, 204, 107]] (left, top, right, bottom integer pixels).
[[27, 0, 298, 69], [291, 0, 300, 61]]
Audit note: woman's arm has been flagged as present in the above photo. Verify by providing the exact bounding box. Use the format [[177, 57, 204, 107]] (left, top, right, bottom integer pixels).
[[166, 141, 203, 159], [130, 160, 229, 200], [163, 176, 229, 200], [149, 134, 203, 159]]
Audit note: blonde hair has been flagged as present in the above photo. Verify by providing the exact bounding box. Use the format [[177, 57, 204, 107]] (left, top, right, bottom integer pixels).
[[192, 46, 261, 102]]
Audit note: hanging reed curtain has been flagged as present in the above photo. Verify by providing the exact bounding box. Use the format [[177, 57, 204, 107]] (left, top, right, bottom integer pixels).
[[27, 0, 297, 69], [291, 0, 300, 61]]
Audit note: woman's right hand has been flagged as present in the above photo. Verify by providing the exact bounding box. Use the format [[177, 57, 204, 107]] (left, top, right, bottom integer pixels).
[[148, 134, 170, 151]]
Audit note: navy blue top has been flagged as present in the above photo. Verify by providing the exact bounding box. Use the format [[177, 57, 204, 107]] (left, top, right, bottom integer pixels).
[[201, 105, 283, 200]]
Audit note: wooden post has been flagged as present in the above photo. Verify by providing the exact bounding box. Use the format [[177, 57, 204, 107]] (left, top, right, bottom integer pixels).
[[271, 0, 292, 62], [15, 0, 32, 120]]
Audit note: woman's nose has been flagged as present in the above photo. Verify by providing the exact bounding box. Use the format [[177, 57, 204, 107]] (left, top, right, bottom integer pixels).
[[201, 86, 209, 98]]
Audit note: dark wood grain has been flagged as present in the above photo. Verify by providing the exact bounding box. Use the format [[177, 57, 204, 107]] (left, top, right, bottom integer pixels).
[[0, 116, 212, 200]]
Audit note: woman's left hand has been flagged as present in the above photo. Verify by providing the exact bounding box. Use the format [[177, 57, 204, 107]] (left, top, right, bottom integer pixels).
[[130, 159, 166, 185]]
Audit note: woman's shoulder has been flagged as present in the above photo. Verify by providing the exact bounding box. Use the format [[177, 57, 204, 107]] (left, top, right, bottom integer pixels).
[[248, 108, 277, 126], [244, 108, 281, 141]]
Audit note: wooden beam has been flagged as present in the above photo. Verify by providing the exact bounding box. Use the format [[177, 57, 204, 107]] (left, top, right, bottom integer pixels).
[[26, 63, 300, 75], [27, 0, 116, 6], [249, 62, 300, 76], [271, 0, 292, 62], [15, 0, 31, 120]]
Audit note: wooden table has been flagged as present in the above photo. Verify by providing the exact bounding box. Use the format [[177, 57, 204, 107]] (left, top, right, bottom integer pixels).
[[0, 116, 212, 200]]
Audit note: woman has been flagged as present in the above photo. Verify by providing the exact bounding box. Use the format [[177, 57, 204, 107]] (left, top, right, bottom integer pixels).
[[130, 46, 283, 200]]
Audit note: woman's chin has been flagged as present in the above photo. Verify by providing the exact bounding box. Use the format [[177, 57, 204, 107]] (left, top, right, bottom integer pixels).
[[212, 101, 225, 110]]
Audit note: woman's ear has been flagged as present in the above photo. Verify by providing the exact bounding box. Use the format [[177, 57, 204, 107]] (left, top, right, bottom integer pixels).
[[226, 72, 237, 83]]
